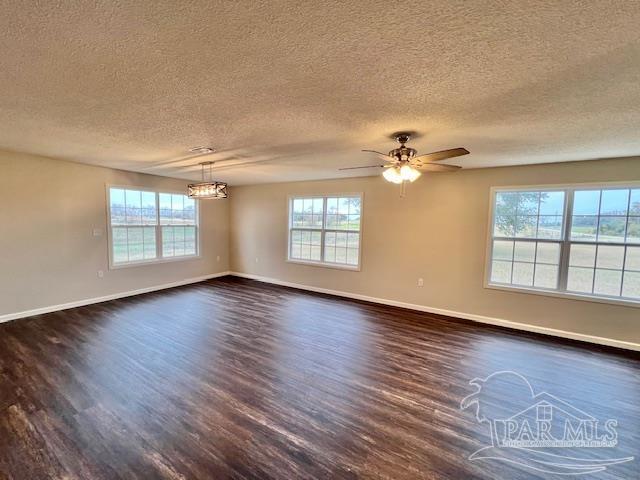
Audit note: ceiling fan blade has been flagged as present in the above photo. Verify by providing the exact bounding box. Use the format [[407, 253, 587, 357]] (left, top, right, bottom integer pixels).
[[339, 164, 386, 171], [413, 147, 469, 163], [415, 163, 462, 172], [362, 149, 392, 162]]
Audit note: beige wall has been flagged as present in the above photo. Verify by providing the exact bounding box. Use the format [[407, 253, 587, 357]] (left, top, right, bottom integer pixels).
[[229, 157, 640, 345], [0, 150, 229, 316]]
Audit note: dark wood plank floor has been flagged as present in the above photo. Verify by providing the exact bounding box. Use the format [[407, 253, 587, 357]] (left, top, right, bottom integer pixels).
[[0, 276, 638, 479]]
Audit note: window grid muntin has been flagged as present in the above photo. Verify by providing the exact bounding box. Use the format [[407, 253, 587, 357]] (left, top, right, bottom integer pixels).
[[489, 186, 640, 303], [288, 195, 361, 268]]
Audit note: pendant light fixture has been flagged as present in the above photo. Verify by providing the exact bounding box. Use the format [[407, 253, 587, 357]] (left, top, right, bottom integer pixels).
[[188, 161, 228, 199]]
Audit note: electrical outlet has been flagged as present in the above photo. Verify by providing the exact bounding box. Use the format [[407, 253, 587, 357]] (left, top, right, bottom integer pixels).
[[417, 278, 424, 287], [97, 270, 104, 278], [92, 228, 103, 237]]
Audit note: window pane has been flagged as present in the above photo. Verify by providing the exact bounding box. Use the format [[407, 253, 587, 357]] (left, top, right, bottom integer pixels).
[[348, 214, 361, 231], [573, 190, 600, 215], [174, 226, 185, 256], [112, 227, 128, 263], [512, 262, 534, 286], [110, 189, 126, 225], [534, 264, 558, 289], [347, 232, 360, 249], [630, 190, 640, 215], [172, 194, 184, 224], [141, 191, 157, 225], [491, 261, 512, 283], [625, 247, 640, 271], [125, 190, 142, 224], [162, 226, 174, 257], [110, 206, 126, 225], [626, 217, 640, 244], [350, 198, 361, 214], [537, 216, 562, 239], [600, 189, 629, 215], [593, 269, 622, 296], [143, 227, 156, 260], [324, 245, 336, 262], [569, 244, 596, 267], [514, 241, 535, 262], [571, 215, 598, 241], [310, 245, 321, 261], [517, 192, 540, 215], [313, 198, 324, 214], [493, 240, 514, 260], [127, 227, 143, 261], [324, 231, 336, 247], [159, 193, 172, 225], [567, 267, 594, 293], [494, 215, 516, 237], [536, 242, 560, 264], [598, 216, 626, 243], [495, 192, 518, 216], [184, 198, 196, 224], [335, 247, 347, 263], [347, 248, 359, 265], [596, 245, 624, 269], [302, 198, 313, 213], [515, 216, 537, 238], [622, 271, 640, 299], [293, 199, 304, 214], [539, 191, 565, 215], [185, 227, 196, 255], [110, 188, 125, 207], [327, 197, 338, 214], [338, 197, 350, 214], [335, 232, 347, 248]]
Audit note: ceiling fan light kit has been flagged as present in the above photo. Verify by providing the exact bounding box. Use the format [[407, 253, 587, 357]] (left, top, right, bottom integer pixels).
[[188, 161, 228, 199], [341, 133, 469, 196]]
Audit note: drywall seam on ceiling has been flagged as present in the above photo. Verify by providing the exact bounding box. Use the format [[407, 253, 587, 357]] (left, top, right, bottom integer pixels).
[[0, 271, 231, 324], [229, 272, 640, 352]]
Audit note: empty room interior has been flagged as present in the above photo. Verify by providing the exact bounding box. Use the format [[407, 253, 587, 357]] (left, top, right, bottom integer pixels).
[[1, 2, 640, 479]]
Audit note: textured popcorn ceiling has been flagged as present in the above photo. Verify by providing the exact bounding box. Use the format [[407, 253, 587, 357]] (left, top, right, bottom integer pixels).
[[1, 1, 639, 185]]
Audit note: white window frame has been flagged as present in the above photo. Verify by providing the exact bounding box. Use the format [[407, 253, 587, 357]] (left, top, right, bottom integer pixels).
[[106, 185, 200, 269], [485, 181, 640, 308], [286, 193, 363, 271]]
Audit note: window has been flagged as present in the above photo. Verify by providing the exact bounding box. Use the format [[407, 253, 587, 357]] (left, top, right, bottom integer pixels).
[[108, 187, 198, 267], [288, 195, 362, 269], [487, 185, 640, 305]]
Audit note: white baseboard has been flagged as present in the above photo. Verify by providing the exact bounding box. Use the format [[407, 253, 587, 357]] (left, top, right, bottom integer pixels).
[[0, 271, 231, 324], [229, 272, 640, 352]]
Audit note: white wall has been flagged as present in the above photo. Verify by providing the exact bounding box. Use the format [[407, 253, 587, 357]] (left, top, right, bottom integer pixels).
[[0, 150, 229, 317]]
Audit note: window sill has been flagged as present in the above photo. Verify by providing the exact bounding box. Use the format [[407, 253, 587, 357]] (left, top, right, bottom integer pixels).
[[286, 259, 361, 272], [110, 254, 201, 270], [485, 282, 640, 308]]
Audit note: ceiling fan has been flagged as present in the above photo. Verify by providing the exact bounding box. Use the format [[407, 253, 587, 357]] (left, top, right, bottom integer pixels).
[[340, 133, 469, 187]]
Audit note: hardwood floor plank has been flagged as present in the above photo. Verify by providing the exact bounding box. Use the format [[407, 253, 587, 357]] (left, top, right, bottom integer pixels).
[[0, 276, 638, 479]]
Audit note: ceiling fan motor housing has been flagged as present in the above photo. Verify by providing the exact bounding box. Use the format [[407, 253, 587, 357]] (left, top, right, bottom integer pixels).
[[389, 146, 417, 163], [389, 133, 416, 162]]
